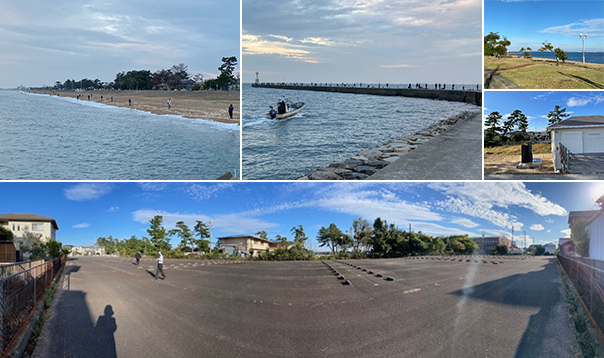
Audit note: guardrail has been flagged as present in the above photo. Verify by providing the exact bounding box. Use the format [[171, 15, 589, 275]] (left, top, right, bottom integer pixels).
[[559, 143, 571, 173], [557, 254, 604, 341], [0, 257, 66, 356]]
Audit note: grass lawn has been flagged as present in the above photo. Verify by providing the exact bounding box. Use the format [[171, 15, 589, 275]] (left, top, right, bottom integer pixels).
[[484, 143, 554, 175], [484, 56, 604, 89]]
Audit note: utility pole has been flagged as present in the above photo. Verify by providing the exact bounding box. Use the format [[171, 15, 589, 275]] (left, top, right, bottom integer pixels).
[[524, 230, 527, 253], [409, 223, 412, 233]]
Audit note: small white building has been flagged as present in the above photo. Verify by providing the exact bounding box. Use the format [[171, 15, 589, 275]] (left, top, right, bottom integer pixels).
[[586, 210, 604, 261], [549, 115, 604, 172]]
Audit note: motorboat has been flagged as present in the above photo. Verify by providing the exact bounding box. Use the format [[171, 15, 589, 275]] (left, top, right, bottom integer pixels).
[[267, 99, 304, 119]]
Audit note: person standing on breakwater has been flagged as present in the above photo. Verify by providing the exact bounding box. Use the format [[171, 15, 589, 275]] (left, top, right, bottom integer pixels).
[[228, 104, 234, 118], [167, 98, 171, 109], [129, 98, 131, 106]]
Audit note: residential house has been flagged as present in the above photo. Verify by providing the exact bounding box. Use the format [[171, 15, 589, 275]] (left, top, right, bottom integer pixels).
[[548, 115, 604, 171], [543, 242, 556, 254], [558, 238, 575, 256], [216, 236, 290, 256], [0, 213, 58, 244], [69, 246, 106, 256]]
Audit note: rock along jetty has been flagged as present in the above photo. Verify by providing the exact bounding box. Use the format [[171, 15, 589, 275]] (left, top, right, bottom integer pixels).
[[251, 83, 481, 106], [297, 112, 476, 180]]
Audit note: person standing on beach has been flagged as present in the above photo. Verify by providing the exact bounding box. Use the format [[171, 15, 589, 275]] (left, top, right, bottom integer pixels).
[[228, 104, 234, 118], [155, 250, 166, 280], [167, 98, 171, 109], [129, 98, 131, 106]]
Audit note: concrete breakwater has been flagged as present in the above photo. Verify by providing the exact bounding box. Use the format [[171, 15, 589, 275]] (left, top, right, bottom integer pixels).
[[251, 84, 482, 106], [296, 111, 476, 180]]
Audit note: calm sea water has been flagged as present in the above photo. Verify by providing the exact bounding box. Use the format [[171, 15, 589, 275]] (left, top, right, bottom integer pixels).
[[242, 83, 479, 180], [523, 51, 604, 64], [0, 91, 240, 180]]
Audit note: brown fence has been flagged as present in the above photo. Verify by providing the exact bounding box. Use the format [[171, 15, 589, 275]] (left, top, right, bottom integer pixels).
[[0, 257, 66, 357], [0, 260, 45, 279], [558, 254, 604, 340]]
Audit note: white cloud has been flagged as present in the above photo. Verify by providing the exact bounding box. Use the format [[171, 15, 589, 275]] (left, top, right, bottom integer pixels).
[[72, 223, 90, 229], [451, 217, 480, 228], [530, 224, 545, 231], [430, 182, 566, 230], [566, 95, 604, 107], [185, 183, 235, 200], [108, 206, 120, 212], [561, 228, 571, 236], [138, 183, 168, 191], [567, 97, 593, 107], [64, 183, 114, 201], [539, 18, 604, 37]]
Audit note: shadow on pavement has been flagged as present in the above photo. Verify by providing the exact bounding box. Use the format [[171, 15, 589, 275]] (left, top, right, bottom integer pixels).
[[449, 259, 578, 357], [47, 290, 118, 358]]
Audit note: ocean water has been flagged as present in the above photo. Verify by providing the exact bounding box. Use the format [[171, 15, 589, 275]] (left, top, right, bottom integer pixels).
[[0, 91, 240, 180], [242, 83, 479, 180], [522, 51, 604, 64]]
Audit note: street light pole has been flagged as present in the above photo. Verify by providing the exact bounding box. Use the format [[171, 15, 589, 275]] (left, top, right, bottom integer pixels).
[[579, 33, 587, 64]]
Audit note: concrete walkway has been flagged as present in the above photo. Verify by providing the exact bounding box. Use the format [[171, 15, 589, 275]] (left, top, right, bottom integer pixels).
[[368, 112, 482, 180], [484, 67, 524, 89]]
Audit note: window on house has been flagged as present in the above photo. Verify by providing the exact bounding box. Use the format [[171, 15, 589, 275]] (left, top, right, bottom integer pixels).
[[32, 223, 44, 231], [17, 225, 20, 231]]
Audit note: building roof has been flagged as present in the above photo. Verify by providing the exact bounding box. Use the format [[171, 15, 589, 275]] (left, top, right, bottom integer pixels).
[[217, 235, 280, 245], [0, 213, 59, 230], [568, 210, 599, 226], [548, 115, 604, 130]]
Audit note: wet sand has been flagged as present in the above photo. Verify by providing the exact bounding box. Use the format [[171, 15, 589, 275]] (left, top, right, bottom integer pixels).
[[31, 89, 240, 125]]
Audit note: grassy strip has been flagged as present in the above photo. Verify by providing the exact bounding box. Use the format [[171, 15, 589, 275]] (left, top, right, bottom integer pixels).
[[485, 57, 604, 89], [557, 263, 600, 357], [23, 276, 62, 357]]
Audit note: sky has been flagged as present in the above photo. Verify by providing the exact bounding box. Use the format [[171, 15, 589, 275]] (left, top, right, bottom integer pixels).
[[1, 181, 602, 249], [484, 91, 604, 131], [485, 0, 604, 53], [242, 0, 482, 85], [0, 0, 240, 88]]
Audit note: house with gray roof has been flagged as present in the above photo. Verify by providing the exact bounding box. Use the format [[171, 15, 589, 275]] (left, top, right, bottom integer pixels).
[[548, 115, 604, 171]]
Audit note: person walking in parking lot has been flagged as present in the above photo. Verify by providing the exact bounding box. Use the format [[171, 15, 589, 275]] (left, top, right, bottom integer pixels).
[[155, 250, 167, 280]]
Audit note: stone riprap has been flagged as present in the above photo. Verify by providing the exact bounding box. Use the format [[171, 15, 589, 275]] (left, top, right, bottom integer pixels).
[[297, 111, 474, 180]]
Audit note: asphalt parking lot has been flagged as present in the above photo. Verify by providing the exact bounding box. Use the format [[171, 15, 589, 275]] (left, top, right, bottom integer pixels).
[[34, 256, 579, 358]]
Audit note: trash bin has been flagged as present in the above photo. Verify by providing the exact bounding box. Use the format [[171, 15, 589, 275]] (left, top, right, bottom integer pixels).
[[521, 143, 533, 163]]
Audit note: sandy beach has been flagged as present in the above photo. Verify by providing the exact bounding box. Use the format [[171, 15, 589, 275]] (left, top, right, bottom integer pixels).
[[31, 89, 240, 125]]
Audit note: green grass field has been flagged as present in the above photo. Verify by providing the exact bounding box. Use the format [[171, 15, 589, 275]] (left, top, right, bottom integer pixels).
[[485, 56, 604, 89]]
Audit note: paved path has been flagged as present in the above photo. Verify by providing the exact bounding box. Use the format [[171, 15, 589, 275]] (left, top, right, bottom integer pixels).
[[368, 112, 482, 180], [484, 67, 524, 89], [34, 256, 579, 358]]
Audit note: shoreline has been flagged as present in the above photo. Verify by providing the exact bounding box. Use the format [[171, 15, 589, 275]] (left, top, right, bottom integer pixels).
[[297, 111, 479, 180], [29, 89, 240, 125]]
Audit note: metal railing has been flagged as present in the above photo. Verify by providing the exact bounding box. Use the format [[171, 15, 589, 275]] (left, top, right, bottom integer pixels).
[[558, 255, 604, 340], [0, 257, 65, 356], [559, 143, 571, 173], [0, 260, 45, 279]]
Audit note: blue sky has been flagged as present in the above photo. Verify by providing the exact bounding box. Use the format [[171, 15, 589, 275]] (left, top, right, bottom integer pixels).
[[243, 0, 482, 85], [0, 0, 239, 88], [484, 91, 604, 131], [485, 0, 604, 52], [1, 182, 602, 249]]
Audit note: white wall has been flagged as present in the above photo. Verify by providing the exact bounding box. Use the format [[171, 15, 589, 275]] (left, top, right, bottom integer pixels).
[[588, 214, 604, 261]]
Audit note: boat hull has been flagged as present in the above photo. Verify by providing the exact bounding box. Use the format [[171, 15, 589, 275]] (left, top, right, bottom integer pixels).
[[266, 107, 303, 119]]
